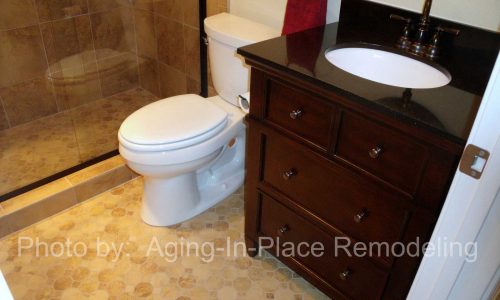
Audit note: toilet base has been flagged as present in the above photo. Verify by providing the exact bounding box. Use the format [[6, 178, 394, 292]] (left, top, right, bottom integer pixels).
[[141, 169, 244, 227], [140, 130, 246, 226]]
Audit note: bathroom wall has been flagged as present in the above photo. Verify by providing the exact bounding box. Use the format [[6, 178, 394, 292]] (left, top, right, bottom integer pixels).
[[132, 0, 227, 99], [367, 0, 500, 32], [228, 0, 341, 32], [0, 0, 143, 130]]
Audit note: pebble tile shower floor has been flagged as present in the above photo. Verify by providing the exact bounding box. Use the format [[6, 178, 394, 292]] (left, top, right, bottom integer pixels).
[[0, 177, 329, 299], [0, 88, 158, 196]]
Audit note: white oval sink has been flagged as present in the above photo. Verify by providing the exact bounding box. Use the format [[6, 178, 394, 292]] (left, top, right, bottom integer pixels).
[[325, 46, 451, 89]]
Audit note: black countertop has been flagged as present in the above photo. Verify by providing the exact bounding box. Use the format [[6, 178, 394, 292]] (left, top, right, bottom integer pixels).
[[238, 1, 499, 144]]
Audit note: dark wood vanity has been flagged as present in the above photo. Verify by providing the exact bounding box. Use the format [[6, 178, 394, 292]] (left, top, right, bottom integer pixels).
[[242, 63, 462, 300], [238, 1, 497, 298]]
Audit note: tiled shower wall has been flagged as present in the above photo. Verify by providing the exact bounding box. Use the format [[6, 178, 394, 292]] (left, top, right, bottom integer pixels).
[[0, 0, 228, 131], [133, 0, 227, 98], [0, 0, 228, 196], [0, 0, 141, 130]]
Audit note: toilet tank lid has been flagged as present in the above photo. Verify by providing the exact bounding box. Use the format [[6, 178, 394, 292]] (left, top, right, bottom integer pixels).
[[119, 94, 228, 146], [205, 13, 281, 48]]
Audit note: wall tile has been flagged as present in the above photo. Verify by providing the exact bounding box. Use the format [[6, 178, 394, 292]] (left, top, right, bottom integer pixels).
[[183, 0, 200, 29], [218, 0, 228, 13], [0, 26, 48, 88], [159, 63, 187, 98], [0, 77, 58, 126], [135, 9, 156, 59], [154, 0, 183, 22], [207, 0, 227, 17], [98, 52, 139, 97], [157, 17, 185, 72], [87, 0, 121, 13], [187, 77, 200, 95], [138, 56, 160, 96], [0, 99, 10, 130], [132, 0, 154, 11], [91, 7, 136, 60], [51, 62, 102, 110], [0, 0, 38, 31], [40, 15, 96, 74], [208, 85, 217, 97], [36, 0, 88, 22], [184, 26, 200, 81]]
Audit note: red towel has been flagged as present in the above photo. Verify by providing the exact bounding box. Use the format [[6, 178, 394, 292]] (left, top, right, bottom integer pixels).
[[282, 0, 328, 35]]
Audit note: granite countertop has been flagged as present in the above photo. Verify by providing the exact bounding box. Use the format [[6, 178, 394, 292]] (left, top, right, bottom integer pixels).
[[238, 2, 499, 144]]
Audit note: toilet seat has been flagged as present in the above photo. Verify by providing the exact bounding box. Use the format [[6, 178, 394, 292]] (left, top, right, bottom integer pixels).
[[118, 94, 228, 152]]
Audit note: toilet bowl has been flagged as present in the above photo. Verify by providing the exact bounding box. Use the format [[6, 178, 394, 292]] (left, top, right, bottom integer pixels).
[[118, 13, 280, 226]]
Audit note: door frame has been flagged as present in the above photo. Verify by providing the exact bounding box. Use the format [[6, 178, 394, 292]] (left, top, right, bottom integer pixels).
[[407, 52, 500, 299]]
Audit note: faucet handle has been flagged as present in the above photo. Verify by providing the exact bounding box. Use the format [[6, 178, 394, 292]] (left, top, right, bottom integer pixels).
[[425, 25, 460, 59], [436, 26, 460, 36], [390, 14, 413, 50]]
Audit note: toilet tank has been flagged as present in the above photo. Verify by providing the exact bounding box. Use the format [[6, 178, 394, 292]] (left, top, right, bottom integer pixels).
[[204, 13, 280, 106]]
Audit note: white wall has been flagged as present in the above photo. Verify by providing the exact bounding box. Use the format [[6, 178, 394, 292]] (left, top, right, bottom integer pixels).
[[228, 0, 341, 31], [229, 0, 499, 32], [368, 0, 500, 32]]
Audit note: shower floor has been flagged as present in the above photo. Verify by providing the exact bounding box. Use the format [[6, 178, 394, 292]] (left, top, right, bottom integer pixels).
[[0, 88, 159, 196]]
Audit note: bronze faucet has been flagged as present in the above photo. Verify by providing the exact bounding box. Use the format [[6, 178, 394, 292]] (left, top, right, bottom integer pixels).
[[409, 0, 433, 55], [390, 0, 459, 59]]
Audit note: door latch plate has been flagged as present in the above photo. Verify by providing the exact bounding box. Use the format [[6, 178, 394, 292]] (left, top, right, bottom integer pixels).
[[459, 144, 490, 179]]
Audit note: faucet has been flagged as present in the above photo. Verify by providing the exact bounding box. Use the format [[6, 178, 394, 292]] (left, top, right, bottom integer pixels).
[[390, 0, 459, 59], [409, 0, 433, 56]]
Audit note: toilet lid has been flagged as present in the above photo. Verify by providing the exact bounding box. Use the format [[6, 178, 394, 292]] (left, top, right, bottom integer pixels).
[[119, 94, 228, 148]]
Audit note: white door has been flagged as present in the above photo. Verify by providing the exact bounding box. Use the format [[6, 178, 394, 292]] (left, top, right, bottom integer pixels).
[[408, 52, 500, 299]]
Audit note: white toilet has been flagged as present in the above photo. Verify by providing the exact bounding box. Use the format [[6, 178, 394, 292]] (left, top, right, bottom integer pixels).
[[118, 13, 280, 226]]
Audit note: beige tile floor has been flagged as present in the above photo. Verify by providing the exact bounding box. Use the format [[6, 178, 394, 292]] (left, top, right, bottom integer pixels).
[[0, 178, 329, 299], [0, 88, 158, 195]]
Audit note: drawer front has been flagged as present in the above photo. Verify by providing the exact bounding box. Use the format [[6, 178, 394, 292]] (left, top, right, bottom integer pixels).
[[265, 80, 333, 148], [336, 111, 428, 193], [262, 130, 410, 248], [259, 194, 388, 300]]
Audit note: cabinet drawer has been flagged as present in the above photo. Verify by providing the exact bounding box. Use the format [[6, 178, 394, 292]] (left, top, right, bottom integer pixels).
[[259, 194, 388, 300], [336, 112, 428, 193], [262, 130, 410, 250], [265, 80, 334, 148]]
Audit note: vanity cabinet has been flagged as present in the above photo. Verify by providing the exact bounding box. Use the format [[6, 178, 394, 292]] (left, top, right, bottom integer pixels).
[[243, 65, 463, 299]]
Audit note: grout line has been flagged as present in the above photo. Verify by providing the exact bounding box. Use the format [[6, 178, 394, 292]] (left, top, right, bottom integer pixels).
[[153, 11, 162, 97], [87, 0, 104, 100], [130, 4, 143, 89], [32, 2, 61, 115]]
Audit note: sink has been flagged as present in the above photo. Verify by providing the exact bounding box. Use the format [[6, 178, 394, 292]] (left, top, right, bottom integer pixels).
[[325, 45, 451, 89]]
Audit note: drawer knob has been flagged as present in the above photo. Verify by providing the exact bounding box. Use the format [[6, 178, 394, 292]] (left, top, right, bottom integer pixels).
[[278, 225, 289, 235], [289, 109, 303, 120], [369, 146, 383, 159], [354, 209, 368, 223], [339, 269, 351, 280], [282, 169, 297, 180]]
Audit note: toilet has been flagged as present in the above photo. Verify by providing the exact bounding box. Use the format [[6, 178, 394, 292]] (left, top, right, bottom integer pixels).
[[118, 13, 280, 226]]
